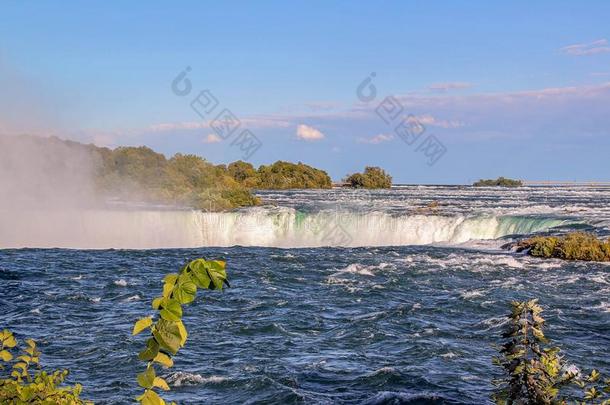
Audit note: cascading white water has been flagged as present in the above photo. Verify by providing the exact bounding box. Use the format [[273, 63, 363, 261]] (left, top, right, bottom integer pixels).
[[198, 207, 570, 247], [0, 206, 571, 249]]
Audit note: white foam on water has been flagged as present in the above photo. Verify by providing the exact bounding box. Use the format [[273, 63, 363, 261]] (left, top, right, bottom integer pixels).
[[165, 371, 227, 387], [334, 263, 376, 276], [460, 290, 486, 299], [113, 279, 127, 287], [585, 302, 610, 313]]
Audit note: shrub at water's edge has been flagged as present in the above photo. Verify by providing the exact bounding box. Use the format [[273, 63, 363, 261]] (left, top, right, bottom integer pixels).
[[492, 300, 609, 404], [473, 177, 523, 187], [0, 329, 91, 404], [516, 232, 610, 262], [344, 166, 392, 189], [132, 258, 229, 405]]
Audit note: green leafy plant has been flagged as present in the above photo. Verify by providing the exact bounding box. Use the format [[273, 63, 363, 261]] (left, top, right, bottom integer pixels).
[[517, 232, 610, 262], [0, 329, 91, 404], [492, 300, 610, 404], [132, 258, 229, 405]]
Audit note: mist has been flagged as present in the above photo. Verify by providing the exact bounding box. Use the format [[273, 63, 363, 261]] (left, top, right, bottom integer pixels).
[[0, 135, 200, 249]]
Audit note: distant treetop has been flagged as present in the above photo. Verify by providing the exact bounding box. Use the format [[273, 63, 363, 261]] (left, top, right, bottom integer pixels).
[[344, 166, 392, 189], [473, 177, 523, 187]]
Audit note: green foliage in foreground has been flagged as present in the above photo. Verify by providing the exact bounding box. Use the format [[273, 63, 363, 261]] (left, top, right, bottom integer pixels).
[[344, 166, 392, 189], [227, 160, 332, 189], [0, 329, 91, 404], [132, 258, 229, 405], [517, 232, 610, 262], [473, 177, 523, 187], [492, 300, 609, 404]]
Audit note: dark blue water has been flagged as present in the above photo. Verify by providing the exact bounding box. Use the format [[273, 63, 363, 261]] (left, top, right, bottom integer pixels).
[[1, 246, 608, 404]]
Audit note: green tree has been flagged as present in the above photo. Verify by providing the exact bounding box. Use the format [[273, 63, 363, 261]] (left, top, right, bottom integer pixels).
[[473, 177, 523, 187], [344, 166, 392, 189], [255, 161, 332, 189], [227, 161, 258, 186]]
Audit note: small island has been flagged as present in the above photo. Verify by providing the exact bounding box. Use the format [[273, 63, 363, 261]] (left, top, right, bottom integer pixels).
[[228, 160, 331, 190], [516, 232, 610, 262], [343, 166, 392, 189], [473, 177, 523, 187]]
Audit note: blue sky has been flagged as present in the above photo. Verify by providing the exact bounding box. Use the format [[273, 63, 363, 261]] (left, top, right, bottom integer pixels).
[[1, 1, 610, 183]]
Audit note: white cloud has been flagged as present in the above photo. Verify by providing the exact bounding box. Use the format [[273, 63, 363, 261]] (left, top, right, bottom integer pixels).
[[358, 133, 394, 144], [202, 133, 222, 143], [561, 39, 610, 56], [429, 82, 473, 92], [410, 114, 465, 129], [240, 117, 291, 128], [296, 124, 325, 141], [149, 116, 290, 133], [304, 101, 341, 112], [150, 121, 208, 132]]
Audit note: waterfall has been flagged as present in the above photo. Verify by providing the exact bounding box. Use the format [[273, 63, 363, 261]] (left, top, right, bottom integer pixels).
[[0, 206, 573, 249]]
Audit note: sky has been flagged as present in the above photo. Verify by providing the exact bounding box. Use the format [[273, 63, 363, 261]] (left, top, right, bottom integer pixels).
[[1, 1, 609, 183]]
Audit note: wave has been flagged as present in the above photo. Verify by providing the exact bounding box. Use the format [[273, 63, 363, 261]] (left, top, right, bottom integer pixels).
[[165, 371, 228, 387], [0, 206, 577, 249]]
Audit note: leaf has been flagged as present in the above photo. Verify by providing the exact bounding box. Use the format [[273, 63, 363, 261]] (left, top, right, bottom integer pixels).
[[585, 387, 600, 399], [208, 260, 229, 289], [137, 365, 156, 389], [512, 363, 525, 375], [190, 261, 211, 289], [153, 352, 173, 368], [153, 376, 170, 391], [152, 297, 163, 310], [159, 299, 182, 322], [173, 273, 197, 304], [190, 259, 228, 290], [138, 338, 160, 361], [0, 329, 17, 348], [0, 350, 12, 362], [176, 320, 187, 346], [162, 274, 178, 298], [133, 317, 154, 335], [152, 320, 182, 355], [590, 369, 600, 382], [139, 389, 166, 405]]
